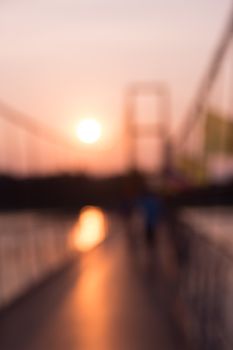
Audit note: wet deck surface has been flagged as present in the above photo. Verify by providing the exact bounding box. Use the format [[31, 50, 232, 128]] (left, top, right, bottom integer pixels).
[[0, 229, 185, 350]]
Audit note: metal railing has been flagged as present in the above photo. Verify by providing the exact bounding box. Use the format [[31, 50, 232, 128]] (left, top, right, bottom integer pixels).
[[174, 211, 233, 350], [0, 211, 76, 309]]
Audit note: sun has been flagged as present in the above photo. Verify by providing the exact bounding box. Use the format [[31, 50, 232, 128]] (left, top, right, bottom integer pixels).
[[76, 118, 102, 144]]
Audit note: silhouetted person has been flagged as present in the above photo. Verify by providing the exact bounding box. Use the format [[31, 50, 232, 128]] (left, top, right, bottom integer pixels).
[[138, 190, 162, 251]]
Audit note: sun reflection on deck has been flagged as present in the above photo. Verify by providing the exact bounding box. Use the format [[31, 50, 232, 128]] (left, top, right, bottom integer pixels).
[[71, 207, 108, 252]]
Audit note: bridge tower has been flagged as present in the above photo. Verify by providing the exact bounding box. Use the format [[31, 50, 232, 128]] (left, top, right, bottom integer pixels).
[[125, 82, 171, 183]]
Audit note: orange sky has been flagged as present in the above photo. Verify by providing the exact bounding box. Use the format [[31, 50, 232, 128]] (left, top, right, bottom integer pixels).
[[0, 0, 232, 175]]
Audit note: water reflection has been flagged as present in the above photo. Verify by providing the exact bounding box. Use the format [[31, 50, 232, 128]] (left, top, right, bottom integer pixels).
[[72, 207, 108, 252]]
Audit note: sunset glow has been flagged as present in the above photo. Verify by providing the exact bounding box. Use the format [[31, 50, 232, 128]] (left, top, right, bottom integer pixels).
[[72, 207, 107, 252], [76, 118, 102, 144]]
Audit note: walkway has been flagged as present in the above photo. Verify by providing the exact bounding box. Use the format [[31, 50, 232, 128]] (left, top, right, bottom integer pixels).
[[0, 223, 186, 350]]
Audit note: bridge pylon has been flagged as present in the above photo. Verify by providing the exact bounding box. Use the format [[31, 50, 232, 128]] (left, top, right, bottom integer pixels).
[[124, 81, 171, 184]]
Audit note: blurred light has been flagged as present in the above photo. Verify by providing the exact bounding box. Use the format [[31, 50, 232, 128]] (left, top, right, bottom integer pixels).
[[72, 207, 107, 252], [76, 118, 102, 144]]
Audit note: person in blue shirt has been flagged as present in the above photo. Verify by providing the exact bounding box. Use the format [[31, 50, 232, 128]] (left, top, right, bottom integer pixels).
[[138, 190, 162, 250]]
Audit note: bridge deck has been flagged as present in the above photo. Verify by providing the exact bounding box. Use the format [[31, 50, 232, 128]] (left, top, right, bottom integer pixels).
[[0, 230, 186, 350]]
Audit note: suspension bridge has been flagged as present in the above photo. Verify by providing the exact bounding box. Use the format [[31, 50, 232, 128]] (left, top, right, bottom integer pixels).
[[0, 4, 233, 350]]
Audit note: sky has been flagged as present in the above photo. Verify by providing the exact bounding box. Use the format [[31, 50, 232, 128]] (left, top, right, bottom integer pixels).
[[0, 0, 232, 174]]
